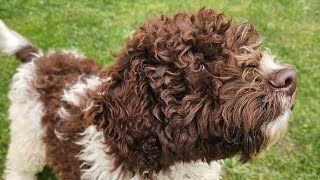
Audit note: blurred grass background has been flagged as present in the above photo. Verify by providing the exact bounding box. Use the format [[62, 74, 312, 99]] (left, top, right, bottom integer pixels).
[[0, 0, 319, 179]]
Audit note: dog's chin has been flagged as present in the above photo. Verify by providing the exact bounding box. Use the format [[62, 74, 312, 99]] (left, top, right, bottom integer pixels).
[[262, 92, 296, 148]]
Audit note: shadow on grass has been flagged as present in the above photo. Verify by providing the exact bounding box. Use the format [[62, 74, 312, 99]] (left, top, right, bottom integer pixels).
[[37, 166, 57, 180]]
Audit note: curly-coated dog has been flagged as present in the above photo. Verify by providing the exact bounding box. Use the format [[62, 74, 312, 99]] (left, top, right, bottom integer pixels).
[[1, 8, 296, 180]]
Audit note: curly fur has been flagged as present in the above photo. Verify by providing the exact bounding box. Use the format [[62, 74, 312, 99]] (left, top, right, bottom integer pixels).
[[83, 9, 286, 176], [2, 8, 296, 180]]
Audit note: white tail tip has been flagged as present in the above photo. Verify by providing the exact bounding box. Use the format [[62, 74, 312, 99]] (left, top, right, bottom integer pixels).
[[0, 20, 30, 55]]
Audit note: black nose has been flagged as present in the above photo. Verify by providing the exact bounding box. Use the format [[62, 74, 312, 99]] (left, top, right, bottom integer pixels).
[[269, 69, 296, 96]]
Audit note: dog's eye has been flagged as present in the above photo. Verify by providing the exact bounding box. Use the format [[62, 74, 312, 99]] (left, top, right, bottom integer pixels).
[[194, 62, 205, 72], [246, 64, 257, 68]]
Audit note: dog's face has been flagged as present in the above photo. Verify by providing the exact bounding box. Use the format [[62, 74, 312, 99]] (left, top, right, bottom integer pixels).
[[91, 8, 296, 173]]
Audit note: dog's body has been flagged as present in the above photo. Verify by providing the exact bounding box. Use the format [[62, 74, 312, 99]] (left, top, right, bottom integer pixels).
[[1, 9, 296, 180]]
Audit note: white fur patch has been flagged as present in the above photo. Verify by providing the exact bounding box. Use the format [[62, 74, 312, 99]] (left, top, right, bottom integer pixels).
[[0, 20, 30, 55], [155, 161, 223, 180], [264, 109, 290, 146], [57, 75, 109, 123], [259, 50, 284, 74], [76, 126, 122, 180], [4, 60, 46, 180], [263, 95, 293, 147], [76, 126, 223, 180], [61, 75, 104, 107]]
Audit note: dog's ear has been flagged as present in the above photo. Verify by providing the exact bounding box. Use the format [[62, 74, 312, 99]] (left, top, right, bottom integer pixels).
[[82, 52, 155, 140], [82, 49, 164, 174]]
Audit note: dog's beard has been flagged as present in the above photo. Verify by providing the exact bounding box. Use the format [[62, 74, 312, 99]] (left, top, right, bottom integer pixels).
[[262, 93, 296, 148]]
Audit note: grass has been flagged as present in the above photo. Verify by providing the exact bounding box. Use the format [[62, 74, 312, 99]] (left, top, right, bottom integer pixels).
[[0, 0, 319, 179]]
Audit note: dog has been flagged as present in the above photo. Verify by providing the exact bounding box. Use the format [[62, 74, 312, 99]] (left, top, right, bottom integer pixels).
[[0, 8, 296, 180]]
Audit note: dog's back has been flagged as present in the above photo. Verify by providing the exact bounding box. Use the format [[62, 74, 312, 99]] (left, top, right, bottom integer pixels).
[[0, 20, 104, 179]]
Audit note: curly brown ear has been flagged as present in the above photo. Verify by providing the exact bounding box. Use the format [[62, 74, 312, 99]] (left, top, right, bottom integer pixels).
[[82, 44, 164, 174]]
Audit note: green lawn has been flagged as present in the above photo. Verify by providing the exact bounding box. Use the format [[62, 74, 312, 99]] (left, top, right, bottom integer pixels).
[[0, 0, 319, 179]]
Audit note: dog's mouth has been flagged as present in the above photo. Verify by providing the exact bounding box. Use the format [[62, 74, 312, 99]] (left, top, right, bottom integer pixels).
[[281, 87, 297, 112]]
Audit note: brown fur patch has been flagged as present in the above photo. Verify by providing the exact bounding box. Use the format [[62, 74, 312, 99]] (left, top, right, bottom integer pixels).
[[15, 45, 39, 63], [33, 52, 102, 179]]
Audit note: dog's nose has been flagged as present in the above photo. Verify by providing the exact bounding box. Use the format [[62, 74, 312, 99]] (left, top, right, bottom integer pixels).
[[269, 69, 296, 96]]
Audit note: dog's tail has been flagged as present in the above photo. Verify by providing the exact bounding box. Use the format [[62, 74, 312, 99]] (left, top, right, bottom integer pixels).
[[0, 20, 40, 63]]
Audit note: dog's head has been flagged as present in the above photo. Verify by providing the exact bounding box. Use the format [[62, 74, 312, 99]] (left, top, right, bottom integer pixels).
[[85, 8, 296, 174]]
